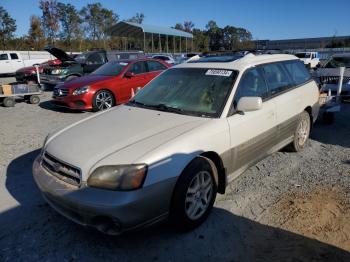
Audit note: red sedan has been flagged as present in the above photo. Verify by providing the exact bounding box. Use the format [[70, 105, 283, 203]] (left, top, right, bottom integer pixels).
[[52, 58, 170, 111]]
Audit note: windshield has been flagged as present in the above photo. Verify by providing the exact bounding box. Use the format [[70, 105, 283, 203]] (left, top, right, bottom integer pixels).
[[91, 61, 128, 76], [295, 53, 310, 59], [128, 68, 237, 117], [74, 54, 86, 63], [324, 56, 350, 68]]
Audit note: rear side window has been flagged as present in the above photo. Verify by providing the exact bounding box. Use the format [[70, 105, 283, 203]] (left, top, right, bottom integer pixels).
[[284, 60, 311, 85], [262, 63, 293, 96], [147, 61, 167, 72], [0, 54, 8, 60], [10, 53, 19, 60], [234, 68, 268, 106]]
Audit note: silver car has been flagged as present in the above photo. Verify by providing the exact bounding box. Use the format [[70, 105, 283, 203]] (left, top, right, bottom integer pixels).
[[33, 53, 319, 235]]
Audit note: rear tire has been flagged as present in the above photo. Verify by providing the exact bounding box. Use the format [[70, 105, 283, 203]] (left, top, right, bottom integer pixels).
[[287, 111, 311, 152], [3, 97, 15, 107], [169, 157, 217, 231], [29, 95, 40, 104]]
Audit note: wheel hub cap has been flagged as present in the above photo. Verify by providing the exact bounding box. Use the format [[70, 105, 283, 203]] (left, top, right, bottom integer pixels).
[[185, 171, 213, 220]]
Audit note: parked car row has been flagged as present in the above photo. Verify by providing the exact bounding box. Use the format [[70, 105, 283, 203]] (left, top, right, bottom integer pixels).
[[33, 52, 320, 235]]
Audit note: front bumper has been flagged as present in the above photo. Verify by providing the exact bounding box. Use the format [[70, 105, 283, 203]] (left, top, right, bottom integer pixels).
[[52, 94, 93, 110], [32, 156, 176, 234]]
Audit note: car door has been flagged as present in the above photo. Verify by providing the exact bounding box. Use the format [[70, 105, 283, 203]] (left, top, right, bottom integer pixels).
[[117, 61, 148, 103], [145, 60, 168, 81], [261, 61, 301, 145], [226, 67, 276, 179], [9, 53, 23, 72], [0, 53, 11, 74]]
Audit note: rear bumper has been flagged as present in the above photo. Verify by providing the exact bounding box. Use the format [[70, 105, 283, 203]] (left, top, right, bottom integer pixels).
[[32, 156, 176, 234]]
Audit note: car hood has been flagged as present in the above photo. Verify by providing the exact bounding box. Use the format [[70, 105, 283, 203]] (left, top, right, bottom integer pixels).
[[16, 66, 36, 73], [45, 105, 207, 180], [60, 74, 113, 89], [44, 47, 76, 62]]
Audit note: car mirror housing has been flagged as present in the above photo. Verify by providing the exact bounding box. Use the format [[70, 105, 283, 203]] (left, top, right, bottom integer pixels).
[[237, 97, 262, 112]]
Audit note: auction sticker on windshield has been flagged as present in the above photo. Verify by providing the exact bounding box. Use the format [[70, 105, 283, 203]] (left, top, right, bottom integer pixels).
[[205, 69, 233, 77]]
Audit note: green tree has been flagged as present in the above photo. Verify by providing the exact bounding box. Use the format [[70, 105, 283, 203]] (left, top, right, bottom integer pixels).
[[27, 15, 45, 50], [57, 3, 82, 50], [80, 3, 118, 44], [183, 21, 194, 33], [174, 23, 184, 31], [0, 6, 17, 49], [126, 13, 145, 24], [39, 0, 60, 45]]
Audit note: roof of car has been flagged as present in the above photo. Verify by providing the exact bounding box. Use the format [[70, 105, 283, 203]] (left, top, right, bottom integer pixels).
[[175, 53, 298, 71], [109, 57, 165, 63]]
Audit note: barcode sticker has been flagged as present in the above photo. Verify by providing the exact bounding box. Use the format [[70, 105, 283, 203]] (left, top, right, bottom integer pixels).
[[205, 69, 233, 77]]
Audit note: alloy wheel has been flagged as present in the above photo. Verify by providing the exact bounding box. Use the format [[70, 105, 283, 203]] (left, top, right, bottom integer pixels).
[[96, 91, 113, 111], [297, 117, 310, 146], [185, 171, 213, 220]]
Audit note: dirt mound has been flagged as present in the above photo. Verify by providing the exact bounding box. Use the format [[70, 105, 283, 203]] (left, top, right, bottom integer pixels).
[[270, 187, 350, 251]]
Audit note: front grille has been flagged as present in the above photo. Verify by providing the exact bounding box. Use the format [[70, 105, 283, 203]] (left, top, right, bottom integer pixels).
[[43, 68, 52, 74], [41, 153, 81, 186], [53, 88, 69, 97]]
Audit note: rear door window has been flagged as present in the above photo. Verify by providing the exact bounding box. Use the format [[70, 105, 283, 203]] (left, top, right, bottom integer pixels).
[[262, 63, 293, 96], [10, 53, 19, 60], [284, 60, 311, 85], [147, 61, 167, 72]]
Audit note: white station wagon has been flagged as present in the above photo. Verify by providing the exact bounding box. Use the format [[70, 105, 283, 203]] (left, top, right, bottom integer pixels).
[[33, 52, 320, 235]]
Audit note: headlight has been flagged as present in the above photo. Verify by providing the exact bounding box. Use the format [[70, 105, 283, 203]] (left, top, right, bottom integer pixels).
[[51, 69, 65, 75], [40, 135, 49, 157], [73, 86, 89, 95], [87, 164, 147, 191]]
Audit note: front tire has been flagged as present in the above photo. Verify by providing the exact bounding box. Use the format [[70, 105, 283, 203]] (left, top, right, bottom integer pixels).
[[3, 97, 15, 107], [92, 90, 115, 112], [287, 111, 311, 152], [170, 157, 217, 231]]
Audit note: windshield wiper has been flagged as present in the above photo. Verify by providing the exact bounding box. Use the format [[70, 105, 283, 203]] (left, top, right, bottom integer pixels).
[[127, 99, 148, 107], [147, 103, 186, 114]]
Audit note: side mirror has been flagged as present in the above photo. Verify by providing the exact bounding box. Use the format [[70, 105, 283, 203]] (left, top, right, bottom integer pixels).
[[237, 97, 262, 112], [124, 71, 135, 78]]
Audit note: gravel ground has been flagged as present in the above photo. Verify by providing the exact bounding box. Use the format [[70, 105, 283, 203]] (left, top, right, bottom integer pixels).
[[0, 79, 350, 261]]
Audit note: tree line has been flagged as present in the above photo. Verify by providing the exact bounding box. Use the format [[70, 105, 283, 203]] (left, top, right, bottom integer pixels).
[[0, 1, 255, 52]]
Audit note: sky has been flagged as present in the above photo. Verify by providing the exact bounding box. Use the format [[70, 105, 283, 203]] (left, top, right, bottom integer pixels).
[[1, 0, 350, 40]]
